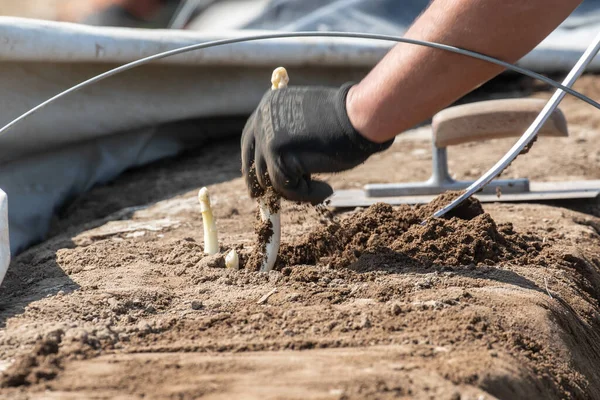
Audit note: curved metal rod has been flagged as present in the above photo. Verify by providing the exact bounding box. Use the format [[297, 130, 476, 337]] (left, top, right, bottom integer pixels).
[[0, 31, 599, 138], [432, 31, 600, 219]]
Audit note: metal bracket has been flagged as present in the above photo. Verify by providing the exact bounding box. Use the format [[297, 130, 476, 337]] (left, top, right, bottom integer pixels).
[[365, 142, 529, 197]]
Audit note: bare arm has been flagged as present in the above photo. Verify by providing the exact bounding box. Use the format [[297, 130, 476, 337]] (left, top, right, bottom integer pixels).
[[347, 0, 583, 143]]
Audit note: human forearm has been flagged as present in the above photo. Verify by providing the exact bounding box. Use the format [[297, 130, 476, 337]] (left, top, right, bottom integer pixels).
[[347, 0, 583, 143]]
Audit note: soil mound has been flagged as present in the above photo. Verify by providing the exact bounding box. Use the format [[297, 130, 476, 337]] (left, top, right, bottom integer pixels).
[[270, 194, 543, 271], [393, 213, 540, 267]]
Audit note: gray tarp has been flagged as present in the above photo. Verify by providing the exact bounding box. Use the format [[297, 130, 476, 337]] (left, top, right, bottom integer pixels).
[[3, 0, 600, 255]]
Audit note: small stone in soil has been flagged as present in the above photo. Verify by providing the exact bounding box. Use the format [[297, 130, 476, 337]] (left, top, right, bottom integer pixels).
[[391, 303, 402, 316], [191, 301, 204, 310], [359, 316, 372, 329]]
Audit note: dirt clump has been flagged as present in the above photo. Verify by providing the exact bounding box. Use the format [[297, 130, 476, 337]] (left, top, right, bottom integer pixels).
[[421, 191, 486, 220], [260, 187, 282, 214], [1, 325, 122, 389], [245, 214, 274, 271], [197, 253, 226, 269], [1, 331, 63, 388]]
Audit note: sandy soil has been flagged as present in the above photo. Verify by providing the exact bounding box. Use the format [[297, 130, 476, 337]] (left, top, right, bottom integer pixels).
[[0, 75, 600, 399]]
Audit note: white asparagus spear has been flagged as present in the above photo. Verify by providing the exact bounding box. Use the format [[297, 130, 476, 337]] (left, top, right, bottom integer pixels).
[[225, 249, 240, 270], [259, 67, 288, 272], [271, 67, 289, 90], [198, 187, 219, 255]]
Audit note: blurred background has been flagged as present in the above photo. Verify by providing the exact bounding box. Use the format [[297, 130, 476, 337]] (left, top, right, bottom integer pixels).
[[0, 0, 262, 30], [0, 0, 190, 28], [0, 0, 112, 22]]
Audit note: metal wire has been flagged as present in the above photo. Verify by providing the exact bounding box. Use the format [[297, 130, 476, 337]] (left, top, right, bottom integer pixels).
[[168, 0, 214, 29], [432, 31, 600, 219], [0, 31, 599, 139]]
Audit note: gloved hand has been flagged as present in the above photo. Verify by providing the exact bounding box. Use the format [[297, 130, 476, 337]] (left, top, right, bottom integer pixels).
[[241, 83, 393, 205]]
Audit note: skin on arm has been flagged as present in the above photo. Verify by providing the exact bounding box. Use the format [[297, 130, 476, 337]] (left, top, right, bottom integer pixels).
[[347, 0, 583, 143], [118, 0, 165, 18]]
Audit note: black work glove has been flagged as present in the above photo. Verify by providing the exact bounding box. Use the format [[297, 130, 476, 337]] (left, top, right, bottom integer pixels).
[[241, 83, 394, 204]]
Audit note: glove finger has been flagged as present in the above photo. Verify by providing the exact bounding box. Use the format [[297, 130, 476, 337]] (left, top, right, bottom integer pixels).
[[291, 178, 334, 205], [241, 118, 263, 198], [270, 155, 333, 205], [241, 132, 254, 179], [255, 151, 270, 194], [246, 163, 264, 199], [266, 155, 296, 198]]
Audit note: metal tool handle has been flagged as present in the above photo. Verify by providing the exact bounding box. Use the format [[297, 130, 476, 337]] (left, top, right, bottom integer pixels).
[[432, 31, 600, 219], [433, 99, 568, 148]]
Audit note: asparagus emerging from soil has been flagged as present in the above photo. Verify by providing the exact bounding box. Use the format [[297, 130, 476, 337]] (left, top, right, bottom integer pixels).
[[198, 187, 219, 255], [225, 249, 240, 270], [258, 67, 288, 272]]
